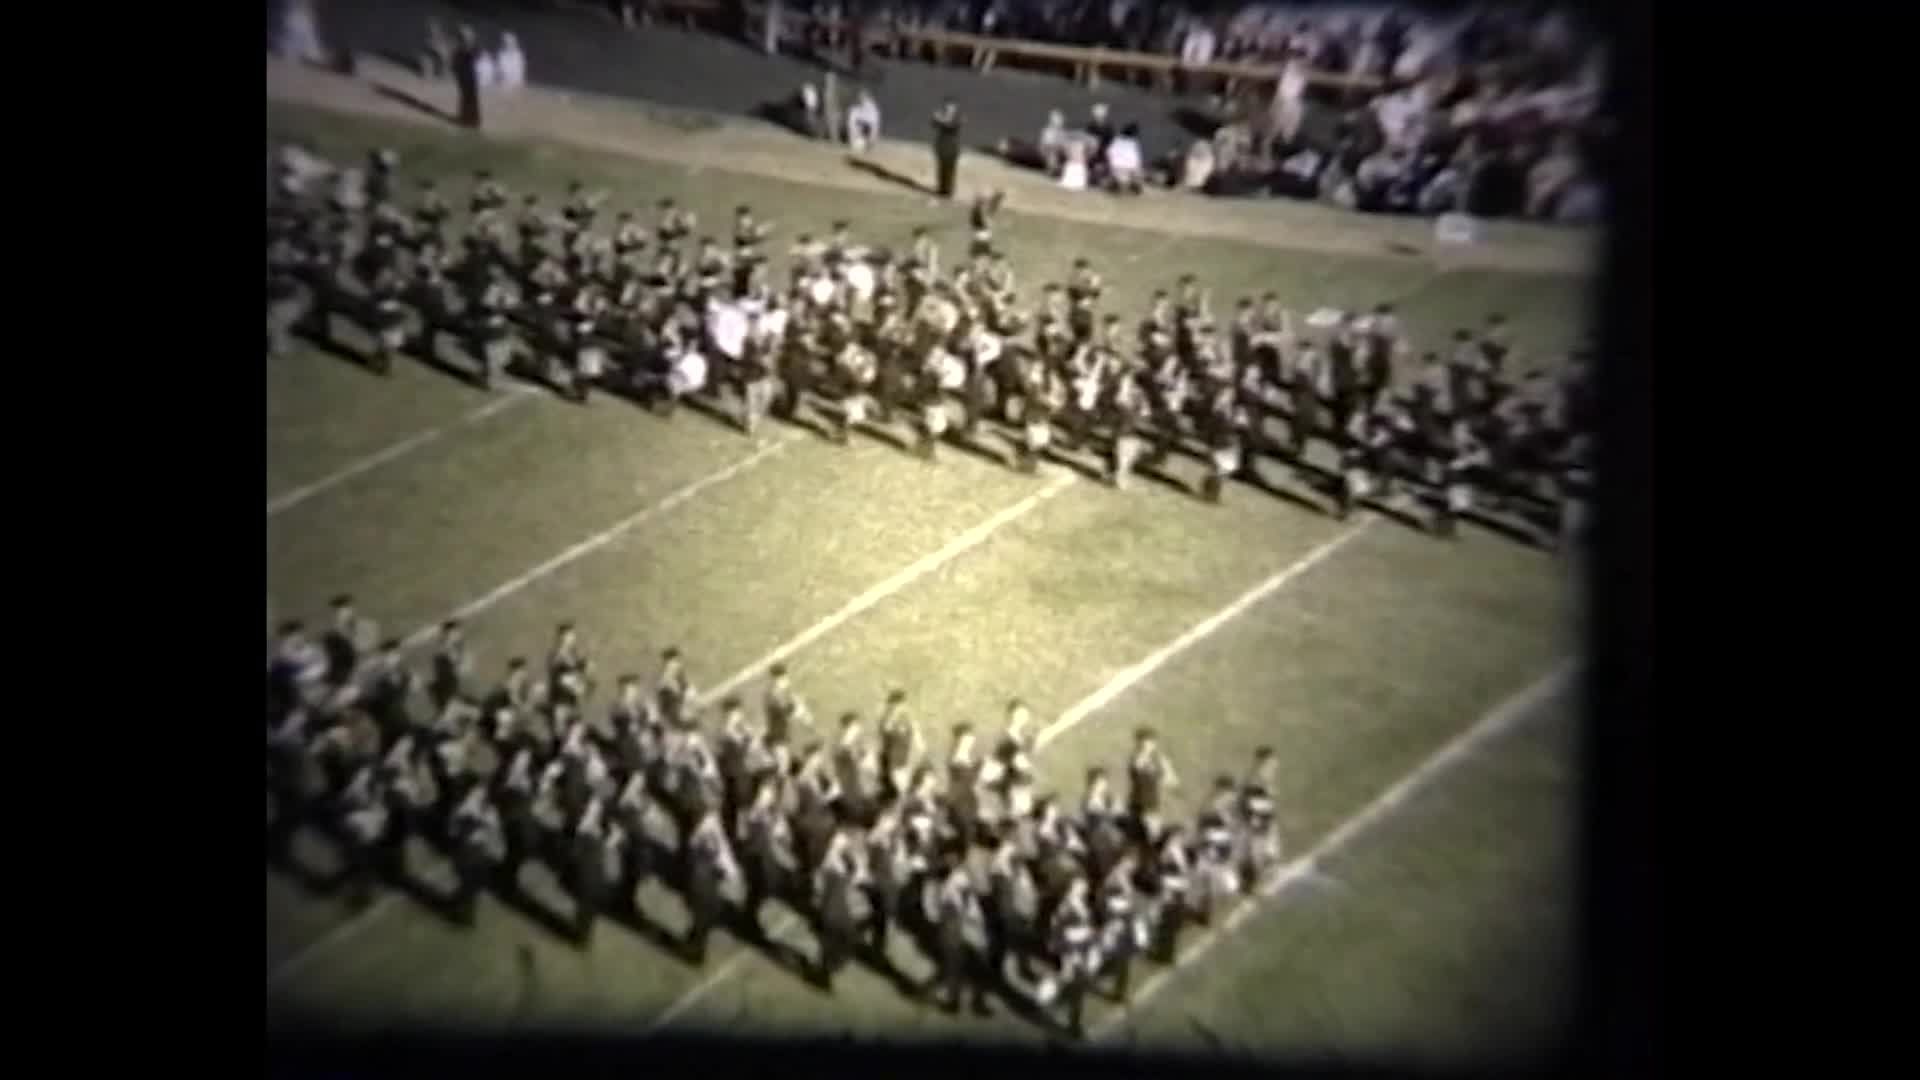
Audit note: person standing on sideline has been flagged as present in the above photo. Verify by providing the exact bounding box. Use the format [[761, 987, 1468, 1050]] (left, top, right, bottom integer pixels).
[[931, 99, 962, 200], [822, 71, 844, 145], [454, 26, 483, 130]]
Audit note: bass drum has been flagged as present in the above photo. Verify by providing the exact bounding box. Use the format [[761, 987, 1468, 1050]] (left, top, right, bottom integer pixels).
[[669, 349, 709, 396], [932, 349, 967, 391]]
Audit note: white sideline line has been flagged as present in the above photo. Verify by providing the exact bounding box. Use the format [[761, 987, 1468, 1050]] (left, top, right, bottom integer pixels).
[[266, 389, 538, 518], [267, 437, 794, 991], [642, 518, 1367, 1036], [270, 460, 1062, 992], [1090, 660, 1579, 1042]]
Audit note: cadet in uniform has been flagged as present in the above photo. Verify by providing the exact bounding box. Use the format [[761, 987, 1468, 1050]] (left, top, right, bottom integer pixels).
[[1013, 347, 1063, 474], [1042, 874, 1097, 1036], [406, 256, 460, 364], [761, 662, 814, 745], [569, 796, 614, 945], [547, 623, 594, 706], [983, 822, 1038, 983], [876, 689, 920, 804], [683, 809, 738, 964], [656, 198, 696, 246], [738, 776, 795, 935], [959, 317, 1003, 439], [946, 723, 984, 851], [266, 234, 310, 358], [1127, 727, 1177, 841], [1199, 377, 1246, 504], [928, 852, 990, 1015], [812, 822, 865, 989], [338, 764, 393, 908], [1239, 746, 1281, 890], [1362, 302, 1403, 412], [1147, 823, 1193, 962], [738, 309, 779, 435], [969, 190, 1005, 256], [1435, 417, 1491, 538], [470, 265, 520, 391], [916, 332, 963, 460], [449, 781, 507, 924], [830, 336, 879, 445]]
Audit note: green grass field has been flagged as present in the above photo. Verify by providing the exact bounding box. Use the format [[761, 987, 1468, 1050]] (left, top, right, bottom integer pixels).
[[266, 100, 1587, 1063]]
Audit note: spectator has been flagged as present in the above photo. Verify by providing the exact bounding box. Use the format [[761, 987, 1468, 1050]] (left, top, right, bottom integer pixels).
[[1060, 140, 1090, 191], [1182, 138, 1216, 190], [847, 90, 882, 153], [799, 82, 824, 139], [1179, 17, 1216, 67], [1106, 123, 1146, 194], [454, 25, 482, 129], [1086, 102, 1115, 155], [1273, 52, 1310, 145], [1272, 142, 1323, 199], [822, 71, 844, 145], [764, 0, 783, 56], [1525, 133, 1582, 219], [1555, 176, 1603, 225], [1039, 109, 1071, 175], [421, 17, 454, 79], [1211, 121, 1250, 176], [496, 33, 527, 91], [274, 0, 328, 64], [974, 2, 1005, 70], [1417, 154, 1467, 215]]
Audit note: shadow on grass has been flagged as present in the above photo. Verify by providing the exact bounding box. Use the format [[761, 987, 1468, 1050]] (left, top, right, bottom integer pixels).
[[942, 427, 1010, 470], [408, 332, 495, 391], [847, 156, 931, 196], [373, 83, 459, 126], [751, 100, 813, 139]]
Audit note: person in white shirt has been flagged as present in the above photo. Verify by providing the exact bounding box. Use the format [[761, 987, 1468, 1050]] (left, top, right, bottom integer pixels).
[[1179, 21, 1216, 67], [1038, 109, 1070, 175], [847, 91, 881, 153], [475, 48, 497, 90], [1273, 54, 1310, 145], [707, 296, 749, 365], [798, 82, 822, 139], [1059, 140, 1090, 192], [1182, 138, 1215, 191], [1105, 123, 1145, 194], [496, 32, 526, 91], [276, 0, 327, 64], [1526, 135, 1584, 220]]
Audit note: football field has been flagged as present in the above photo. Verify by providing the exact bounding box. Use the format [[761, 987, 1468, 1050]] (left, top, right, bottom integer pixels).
[[266, 98, 1588, 1062]]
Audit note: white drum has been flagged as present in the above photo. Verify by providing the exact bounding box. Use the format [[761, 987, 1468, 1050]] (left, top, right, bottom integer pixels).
[[669, 349, 709, 396], [843, 262, 876, 305]]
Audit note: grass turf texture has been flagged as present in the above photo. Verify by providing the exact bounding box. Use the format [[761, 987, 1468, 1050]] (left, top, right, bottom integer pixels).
[[266, 101, 1585, 1063]]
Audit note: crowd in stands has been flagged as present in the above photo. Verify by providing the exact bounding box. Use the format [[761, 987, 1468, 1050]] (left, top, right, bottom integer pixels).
[[782, 1, 1607, 224]]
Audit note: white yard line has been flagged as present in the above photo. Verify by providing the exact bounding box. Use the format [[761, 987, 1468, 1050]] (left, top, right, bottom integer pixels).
[[1090, 660, 1578, 1042], [271, 461, 1067, 992], [1035, 520, 1373, 748], [700, 471, 1076, 706], [267, 436, 795, 991], [643, 518, 1368, 1036], [266, 389, 539, 518], [397, 436, 799, 650]]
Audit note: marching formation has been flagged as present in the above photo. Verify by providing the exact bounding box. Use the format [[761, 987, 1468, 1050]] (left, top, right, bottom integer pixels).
[[267, 145, 1596, 548], [268, 600, 1283, 1037]]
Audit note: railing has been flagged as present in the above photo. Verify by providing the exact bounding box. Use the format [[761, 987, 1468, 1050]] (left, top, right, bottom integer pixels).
[[655, 0, 1385, 96]]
